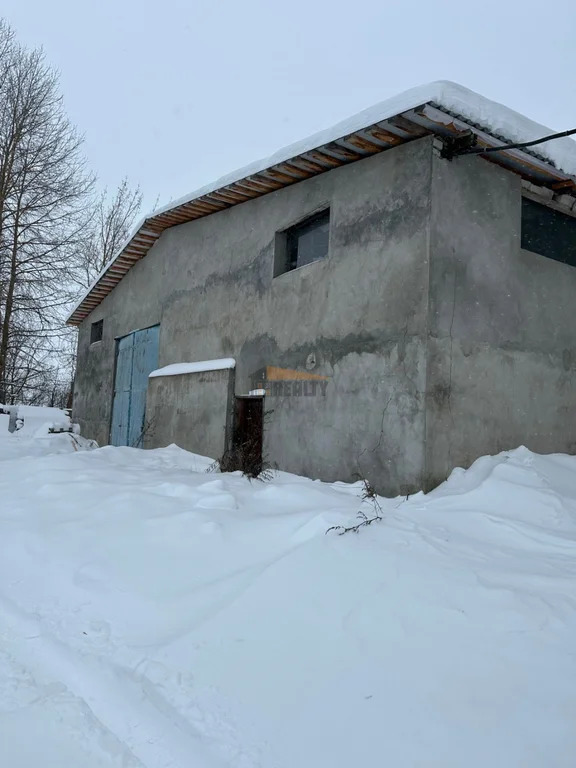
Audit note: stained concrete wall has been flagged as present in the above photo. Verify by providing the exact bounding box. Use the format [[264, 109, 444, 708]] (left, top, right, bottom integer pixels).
[[74, 137, 433, 494], [145, 369, 234, 459], [425, 152, 576, 488], [73, 135, 576, 493]]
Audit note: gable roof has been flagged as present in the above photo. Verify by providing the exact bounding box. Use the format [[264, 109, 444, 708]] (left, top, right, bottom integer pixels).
[[67, 81, 576, 326]]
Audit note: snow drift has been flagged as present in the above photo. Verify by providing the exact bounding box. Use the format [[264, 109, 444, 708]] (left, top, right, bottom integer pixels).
[[0, 434, 575, 767]]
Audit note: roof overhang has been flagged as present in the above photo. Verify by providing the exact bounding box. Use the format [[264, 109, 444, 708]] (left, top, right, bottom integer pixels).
[[67, 88, 576, 326]]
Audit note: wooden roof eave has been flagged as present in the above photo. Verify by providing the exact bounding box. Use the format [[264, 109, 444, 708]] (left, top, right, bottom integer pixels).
[[67, 104, 576, 326]]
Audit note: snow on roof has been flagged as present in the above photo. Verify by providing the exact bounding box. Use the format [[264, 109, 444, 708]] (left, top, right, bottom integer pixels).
[[149, 358, 236, 378], [153, 80, 576, 218], [68, 81, 576, 326]]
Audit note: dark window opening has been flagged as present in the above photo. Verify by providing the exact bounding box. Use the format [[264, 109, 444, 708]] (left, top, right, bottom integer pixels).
[[232, 396, 264, 476], [521, 197, 576, 267], [275, 209, 330, 276], [90, 319, 103, 344]]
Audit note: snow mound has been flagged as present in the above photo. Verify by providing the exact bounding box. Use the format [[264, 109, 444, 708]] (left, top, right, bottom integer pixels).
[[1, 404, 71, 437], [0, 442, 575, 767], [0, 420, 96, 462]]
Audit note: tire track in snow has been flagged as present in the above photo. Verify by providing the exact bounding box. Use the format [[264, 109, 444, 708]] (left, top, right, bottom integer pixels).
[[0, 594, 234, 768]]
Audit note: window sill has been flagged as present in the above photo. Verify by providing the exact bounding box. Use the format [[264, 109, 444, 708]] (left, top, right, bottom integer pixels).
[[273, 257, 326, 280]]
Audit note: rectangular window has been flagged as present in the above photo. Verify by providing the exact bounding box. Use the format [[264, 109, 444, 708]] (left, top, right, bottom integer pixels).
[[90, 319, 103, 344], [275, 209, 330, 276], [521, 197, 576, 267]]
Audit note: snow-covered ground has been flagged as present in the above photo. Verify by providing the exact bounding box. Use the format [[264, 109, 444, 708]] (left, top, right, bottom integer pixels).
[[0, 406, 90, 463], [0, 427, 575, 767]]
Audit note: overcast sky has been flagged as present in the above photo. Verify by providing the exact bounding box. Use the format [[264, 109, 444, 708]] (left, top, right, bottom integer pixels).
[[4, 0, 575, 212]]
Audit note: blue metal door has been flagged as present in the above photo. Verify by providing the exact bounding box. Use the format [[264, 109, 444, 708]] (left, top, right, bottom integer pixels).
[[110, 333, 134, 446], [110, 325, 160, 447]]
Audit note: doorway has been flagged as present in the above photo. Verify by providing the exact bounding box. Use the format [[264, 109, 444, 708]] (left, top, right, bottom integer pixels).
[[110, 325, 160, 446], [232, 396, 264, 476]]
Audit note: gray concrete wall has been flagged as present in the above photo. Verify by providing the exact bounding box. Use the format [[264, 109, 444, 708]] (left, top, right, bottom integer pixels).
[[74, 136, 433, 494], [426, 152, 576, 488], [145, 369, 234, 459]]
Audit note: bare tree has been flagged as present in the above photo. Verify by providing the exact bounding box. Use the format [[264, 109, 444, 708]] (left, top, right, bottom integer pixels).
[[0, 18, 93, 403], [77, 178, 142, 288], [59, 179, 143, 410]]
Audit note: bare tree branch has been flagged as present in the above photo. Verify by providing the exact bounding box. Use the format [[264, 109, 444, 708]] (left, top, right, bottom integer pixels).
[[75, 177, 142, 289], [0, 18, 93, 404]]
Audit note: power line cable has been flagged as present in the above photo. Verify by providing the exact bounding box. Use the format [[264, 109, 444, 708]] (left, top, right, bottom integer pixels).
[[462, 127, 576, 156]]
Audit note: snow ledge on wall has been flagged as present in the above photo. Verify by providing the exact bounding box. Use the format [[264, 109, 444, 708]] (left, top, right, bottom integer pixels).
[[149, 359, 236, 378]]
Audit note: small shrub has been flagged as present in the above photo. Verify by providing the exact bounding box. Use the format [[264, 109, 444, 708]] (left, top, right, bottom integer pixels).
[[209, 409, 276, 481], [326, 478, 384, 535]]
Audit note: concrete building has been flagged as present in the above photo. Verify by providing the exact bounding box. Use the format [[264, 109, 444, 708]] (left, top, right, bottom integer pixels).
[[68, 81, 576, 495]]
